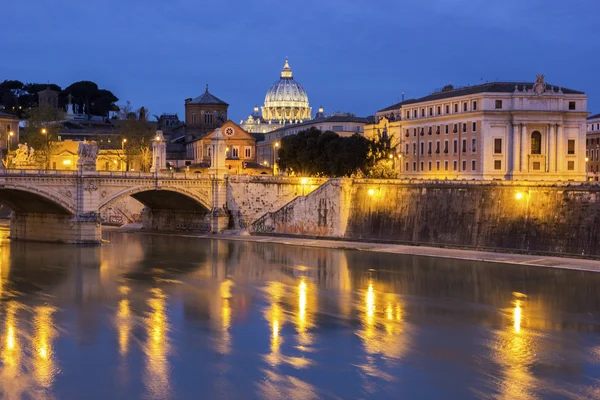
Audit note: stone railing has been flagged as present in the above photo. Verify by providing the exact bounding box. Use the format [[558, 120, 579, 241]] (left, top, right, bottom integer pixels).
[[0, 169, 211, 180]]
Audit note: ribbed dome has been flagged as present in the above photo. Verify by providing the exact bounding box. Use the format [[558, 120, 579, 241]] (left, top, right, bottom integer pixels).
[[262, 59, 311, 123]]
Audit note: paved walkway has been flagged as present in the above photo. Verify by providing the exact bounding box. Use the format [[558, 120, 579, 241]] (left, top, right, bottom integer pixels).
[[114, 227, 600, 273]]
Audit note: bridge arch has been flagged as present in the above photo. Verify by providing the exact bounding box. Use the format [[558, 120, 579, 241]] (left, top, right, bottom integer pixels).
[[99, 185, 212, 213], [0, 184, 76, 215]]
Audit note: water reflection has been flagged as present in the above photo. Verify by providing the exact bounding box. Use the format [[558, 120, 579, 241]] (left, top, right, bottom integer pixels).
[[0, 228, 598, 399], [33, 305, 58, 389], [144, 288, 171, 399]]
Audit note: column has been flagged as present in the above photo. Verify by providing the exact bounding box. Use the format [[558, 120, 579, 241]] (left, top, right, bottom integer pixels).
[[548, 124, 555, 173], [556, 124, 564, 173], [520, 124, 527, 172], [512, 123, 520, 174]]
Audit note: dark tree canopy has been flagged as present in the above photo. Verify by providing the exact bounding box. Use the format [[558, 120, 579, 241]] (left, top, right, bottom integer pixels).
[[0, 79, 118, 118], [277, 128, 375, 177]]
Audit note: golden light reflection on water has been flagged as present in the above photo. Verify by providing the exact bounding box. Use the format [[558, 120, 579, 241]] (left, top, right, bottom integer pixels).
[[357, 281, 407, 381], [2, 302, 21, 375], [33, 305, 58, 388], [217, 279, 233, 355], [144, 288, 171, 399], [117, 286, 132, 357], [264, 282, 285, 366], [493, 294, 538, 400], [296, 278, 315, 348]]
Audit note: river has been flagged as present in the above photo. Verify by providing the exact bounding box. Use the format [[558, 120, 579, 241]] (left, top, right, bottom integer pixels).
[[0, 228, 598, 399]]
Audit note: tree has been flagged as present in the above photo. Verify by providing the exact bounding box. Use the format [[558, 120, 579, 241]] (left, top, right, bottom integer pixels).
[[62, 81, 98, 116], [20, 106, 64, 169], [362, 128, 399, 178], [278, 128, 373, 177], [116, 102, 155, 172]]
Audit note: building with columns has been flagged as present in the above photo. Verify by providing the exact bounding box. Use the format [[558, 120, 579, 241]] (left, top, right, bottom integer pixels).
[[366, 76, 588, 181], [586, 113, 600, 180]]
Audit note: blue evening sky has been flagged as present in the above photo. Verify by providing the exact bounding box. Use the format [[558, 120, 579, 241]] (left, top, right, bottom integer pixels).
[[2, 0, 599, 120]]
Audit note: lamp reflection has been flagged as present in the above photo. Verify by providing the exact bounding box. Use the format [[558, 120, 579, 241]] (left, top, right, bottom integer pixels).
[[144, 288, 171, 399], [218, 279, 233, 355], [33, 305, 57, 388], [296, 278, 314, 348], [493, 293, 537, 399], [2, 302, 20, 377], [357, 281, 407, 370], [265, 281, 284, 366], [117, 286, 132, 356]]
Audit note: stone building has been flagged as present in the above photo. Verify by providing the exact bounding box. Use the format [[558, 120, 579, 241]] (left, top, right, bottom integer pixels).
[[586, 113, 600, 180], [0, 110, 19, 151], [38, 87, 59, 110], [187, 121, 259, 174], [184, 85, 228, 147], [366, 76, 588, 181]]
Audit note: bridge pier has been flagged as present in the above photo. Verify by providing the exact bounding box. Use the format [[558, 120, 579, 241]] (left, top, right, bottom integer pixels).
[[10, 212, 102, 244]]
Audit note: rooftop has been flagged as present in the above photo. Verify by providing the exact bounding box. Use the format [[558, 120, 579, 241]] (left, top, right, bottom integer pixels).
[[587, 113, 600, 120], [268, 114, 370, 135], [378, 81, 585, 113], [0, 110, 18, 120], [187, 85, 228, 106]]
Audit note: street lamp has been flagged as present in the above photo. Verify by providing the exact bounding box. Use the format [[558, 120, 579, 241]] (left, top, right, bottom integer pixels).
[[41, 128, 49, 169], [585, 157, 589, 180], [273, 142, 280, 176], [7, 131, 13, 152]]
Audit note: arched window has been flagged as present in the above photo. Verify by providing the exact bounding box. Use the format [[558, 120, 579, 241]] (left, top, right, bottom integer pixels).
[[531, 131, 542, 154]]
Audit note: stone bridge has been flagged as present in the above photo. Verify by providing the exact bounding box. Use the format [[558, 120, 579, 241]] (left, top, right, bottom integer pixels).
[[0, 169, 227, 243]]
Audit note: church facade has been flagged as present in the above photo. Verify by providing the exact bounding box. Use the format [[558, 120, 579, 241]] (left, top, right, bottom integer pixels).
[[366, 76, 588, 181]]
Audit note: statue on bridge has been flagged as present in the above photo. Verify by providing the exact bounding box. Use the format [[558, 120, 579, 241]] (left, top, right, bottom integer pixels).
[[77, 141, 99, 171], [13, 143, 35, 168]]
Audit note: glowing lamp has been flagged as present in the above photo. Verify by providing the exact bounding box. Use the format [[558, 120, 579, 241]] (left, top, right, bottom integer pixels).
[[301, 177, 308, 185], [515, 192, 523, 200], [368, 189, 375, 196]]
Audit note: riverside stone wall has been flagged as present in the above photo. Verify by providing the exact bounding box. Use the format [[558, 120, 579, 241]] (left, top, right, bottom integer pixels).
[[227, 176, 327, 229], [250, 179, 600, 257]]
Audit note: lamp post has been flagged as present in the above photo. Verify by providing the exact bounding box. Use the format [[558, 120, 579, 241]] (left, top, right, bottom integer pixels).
[[41, 128, 49, 169], [585, 157, 589, 180], [7, 131, 13, 152], [273, 142, 280, 176], [122, 138, 128, 171]]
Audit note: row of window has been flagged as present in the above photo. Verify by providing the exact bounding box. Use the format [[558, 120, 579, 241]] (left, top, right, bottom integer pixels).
[[405, 138, 483, 156], [588, 123, 600, 132], [405, 122, 478, 137], [587, 149, 600, 161], [189, 144, 253, 160], [190, 112, 216, 125], [405, 100, 484, 120], [406, 160, 478, 172]]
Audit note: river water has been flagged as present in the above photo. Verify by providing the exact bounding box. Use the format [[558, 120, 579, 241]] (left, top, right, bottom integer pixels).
[[0, 228, 599, 399]]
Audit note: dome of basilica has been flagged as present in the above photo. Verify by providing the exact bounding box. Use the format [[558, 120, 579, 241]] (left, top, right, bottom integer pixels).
[[262, 59, 312, 124]]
